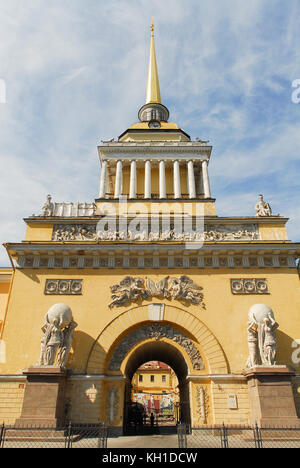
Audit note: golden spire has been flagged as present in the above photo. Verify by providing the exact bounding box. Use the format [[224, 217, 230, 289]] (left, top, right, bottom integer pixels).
[[146, 19, 161, 104]]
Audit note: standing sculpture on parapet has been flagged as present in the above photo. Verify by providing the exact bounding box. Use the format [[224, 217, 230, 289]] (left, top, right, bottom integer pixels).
[[255, 194, 272, 217], [37, 303, 77, 367], [246, 304, 279, 368], [41, 194, 54, 217]]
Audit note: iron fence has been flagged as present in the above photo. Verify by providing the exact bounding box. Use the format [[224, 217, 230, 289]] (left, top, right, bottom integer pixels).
[[177, 424, 300, 449], [0, 423, 108, 449]]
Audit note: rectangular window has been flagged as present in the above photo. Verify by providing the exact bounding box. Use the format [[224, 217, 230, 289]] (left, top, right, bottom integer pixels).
[[139, 375, 143, 382], [151, 375, 155, 382], [162, 375, 166, 382]]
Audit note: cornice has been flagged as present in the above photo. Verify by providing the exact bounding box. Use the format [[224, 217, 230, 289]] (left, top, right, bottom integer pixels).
[[6, 241, 300, 251], [98, 143, 212, 158], [99, 141, 211, 149], [23, 216, 289, 225]]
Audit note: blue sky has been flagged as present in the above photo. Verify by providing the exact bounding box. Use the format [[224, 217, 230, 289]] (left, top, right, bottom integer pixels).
[[0, 0, 299, 265]]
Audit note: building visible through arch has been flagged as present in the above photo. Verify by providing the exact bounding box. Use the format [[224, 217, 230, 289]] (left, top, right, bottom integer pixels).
[[1, 22, 300, 433]]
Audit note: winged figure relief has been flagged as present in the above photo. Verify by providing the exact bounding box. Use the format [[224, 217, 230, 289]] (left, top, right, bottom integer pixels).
[[168, 276, 204, 307], [108, 276, 147, 308], [145, 277, 170, 299], [109, 276, 205, 308]]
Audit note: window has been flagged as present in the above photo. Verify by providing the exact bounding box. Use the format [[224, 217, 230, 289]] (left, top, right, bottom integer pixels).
[[151, 375, 155, 382], [139, 375, 143, 382], [162, 375, 166, 383]]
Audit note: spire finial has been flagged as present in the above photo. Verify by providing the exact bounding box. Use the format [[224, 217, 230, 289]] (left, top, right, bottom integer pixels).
[[151, 17, 154, 36], [146, 19, 161, 104]]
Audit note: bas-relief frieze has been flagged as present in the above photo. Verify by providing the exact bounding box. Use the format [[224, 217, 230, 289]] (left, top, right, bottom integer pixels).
[[108, 323, 204, 372], [106, 386, 119, 425], [109, 276, 204, 308], [52, 224, 259, 242], [196, 386, 209, 424]]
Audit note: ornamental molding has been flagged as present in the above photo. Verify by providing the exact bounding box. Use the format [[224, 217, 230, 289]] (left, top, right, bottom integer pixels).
[[52, 223, 259, 242], [108, 276, 204, 308], [108, 323, 204, 372], [196, 386, 209, 424], [99, 144, 212, 156], [44, 279, 83, 295], [231, 278, 269, 295], [12, 248, 298, 271]]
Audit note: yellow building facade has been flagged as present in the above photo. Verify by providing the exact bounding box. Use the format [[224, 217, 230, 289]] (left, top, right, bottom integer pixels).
[[1, 25, 300, 432], [132, 361, 179, 416]]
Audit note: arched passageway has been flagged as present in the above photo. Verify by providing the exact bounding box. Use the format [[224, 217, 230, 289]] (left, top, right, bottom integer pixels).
[[123, 340, 191, 434]]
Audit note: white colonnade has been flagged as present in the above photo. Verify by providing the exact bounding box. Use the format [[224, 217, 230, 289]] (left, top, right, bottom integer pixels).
[[99, 159, 212, 200]]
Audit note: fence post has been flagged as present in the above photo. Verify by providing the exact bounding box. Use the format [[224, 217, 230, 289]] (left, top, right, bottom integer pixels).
[[253, 424, 263, 449], [220, 423, 228, 448], [0, 423, 5, 448], [98, 423, 108, 449], [177, 423, 187, 449], [65, 422, 72, 449]]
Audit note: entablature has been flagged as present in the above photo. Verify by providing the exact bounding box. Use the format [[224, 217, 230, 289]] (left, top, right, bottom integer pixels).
[[98, 141, 212, 162], [5, 241, 300, 271]]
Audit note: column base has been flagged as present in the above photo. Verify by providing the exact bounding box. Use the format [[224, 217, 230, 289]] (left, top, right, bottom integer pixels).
[[15, 366, 68, 428], [244, 366, 300, 428]]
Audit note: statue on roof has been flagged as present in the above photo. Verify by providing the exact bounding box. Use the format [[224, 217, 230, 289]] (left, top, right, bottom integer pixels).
[[255, 194, 272, 217], [41, 194, 54, 217]]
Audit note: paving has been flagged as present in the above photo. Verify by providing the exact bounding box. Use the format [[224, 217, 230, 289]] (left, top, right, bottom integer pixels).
[[108, 434, 178, 449], [107, 425, 179, 448]]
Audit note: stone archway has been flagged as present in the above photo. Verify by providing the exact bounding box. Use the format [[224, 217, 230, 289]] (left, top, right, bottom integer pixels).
[[85, 304, 228, 375], [85, 304, 228, 433]]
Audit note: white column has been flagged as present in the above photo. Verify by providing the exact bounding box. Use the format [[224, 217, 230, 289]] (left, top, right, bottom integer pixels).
[[99, 160, 107, 198], [202, 160, 211, 199], [159, 160, 166, 199], [173, 160, 181, 199], [198, 165, 204, 196], [144, 160, 151, 199], [187, 160, 196, 199], [114, 160, 123, 199], [129, 160, 137, 199]]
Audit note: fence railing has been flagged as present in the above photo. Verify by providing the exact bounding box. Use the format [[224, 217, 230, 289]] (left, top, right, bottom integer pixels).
[[0, 423, 108, 449], [177, 424, 300, 449]]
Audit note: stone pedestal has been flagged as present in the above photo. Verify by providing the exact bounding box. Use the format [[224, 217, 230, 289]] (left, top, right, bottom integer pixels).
[[244, 366, 300, 427], [16, 366, 68, 427]]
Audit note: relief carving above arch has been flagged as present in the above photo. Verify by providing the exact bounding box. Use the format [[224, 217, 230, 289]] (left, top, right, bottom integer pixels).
[[108, 322, 204, 372], [109, 276, 205, 308]]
